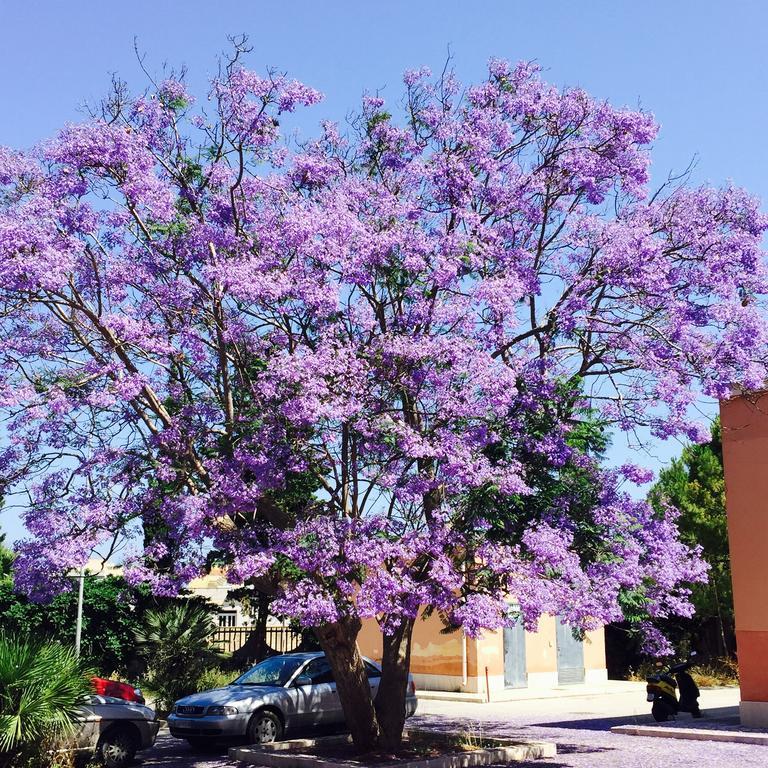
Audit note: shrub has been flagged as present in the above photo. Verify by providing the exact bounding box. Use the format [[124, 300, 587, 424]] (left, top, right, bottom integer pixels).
[[0, 634, 92, 767], [134, 601, 222, 713], [195, 666, 237, 692], [689, 657, 739, 688], [0, 569, 154, 679], [628, 656, 739, 688]]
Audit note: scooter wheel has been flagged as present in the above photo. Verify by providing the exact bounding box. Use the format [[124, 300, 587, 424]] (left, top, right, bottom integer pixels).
[[652, 700, 675, 722]]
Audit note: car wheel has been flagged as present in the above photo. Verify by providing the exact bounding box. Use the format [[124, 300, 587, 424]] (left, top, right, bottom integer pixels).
[[247, 709, 283, 744], [99, 727, 138, 768]]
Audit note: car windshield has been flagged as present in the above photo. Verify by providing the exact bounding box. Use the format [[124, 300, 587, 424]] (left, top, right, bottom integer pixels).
[[233, 656, 307, 687]]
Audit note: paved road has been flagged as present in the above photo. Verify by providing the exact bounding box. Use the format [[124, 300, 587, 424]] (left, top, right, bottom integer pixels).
[[136, 686, 767, 767], [137, 733, 231, 768], [412, 686, 766, 767]]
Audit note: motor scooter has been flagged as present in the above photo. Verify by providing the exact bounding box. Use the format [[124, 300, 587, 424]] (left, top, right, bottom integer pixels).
[[645, 653, 702, 722]]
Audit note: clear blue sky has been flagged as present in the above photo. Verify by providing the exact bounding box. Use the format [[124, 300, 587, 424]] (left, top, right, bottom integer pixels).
[[1, 0, 766, 540]]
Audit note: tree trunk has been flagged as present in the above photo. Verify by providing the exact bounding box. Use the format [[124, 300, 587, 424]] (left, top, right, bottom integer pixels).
[[712, 571, 729, 658], [375, 618, 415, 752], [233, 591, 271, 665], [315, 615, 380, 751]]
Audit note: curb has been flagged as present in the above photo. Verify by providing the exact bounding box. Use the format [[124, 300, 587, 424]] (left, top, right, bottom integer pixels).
[[416, 685, 645, 704], [230, 731, 557, 767], [612, 724, 768, 745]]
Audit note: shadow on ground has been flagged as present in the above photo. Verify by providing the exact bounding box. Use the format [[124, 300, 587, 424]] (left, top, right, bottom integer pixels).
[[137, 734, 231, 767], [534, 705, 740, 732], [411, 716, 619, 757], [414, 713, 618, 738]]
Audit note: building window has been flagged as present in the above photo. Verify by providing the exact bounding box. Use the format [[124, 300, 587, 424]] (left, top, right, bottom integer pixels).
[[217, 612, 237, 627]]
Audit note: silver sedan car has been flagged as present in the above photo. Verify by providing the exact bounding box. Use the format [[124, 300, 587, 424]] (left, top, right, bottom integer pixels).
[[168, 652, 417, 746], [74, 695, 159, 767]]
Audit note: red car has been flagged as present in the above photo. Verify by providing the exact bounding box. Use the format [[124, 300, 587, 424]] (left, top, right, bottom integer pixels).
[[91, 677, 145, 704]]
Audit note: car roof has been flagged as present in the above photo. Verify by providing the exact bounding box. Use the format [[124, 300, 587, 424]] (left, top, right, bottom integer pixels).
[[271, 651, 324, 659], [259, 651, 378, 665]]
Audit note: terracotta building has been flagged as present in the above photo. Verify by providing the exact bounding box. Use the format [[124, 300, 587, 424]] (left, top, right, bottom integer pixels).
[[720, 389, 768, 726], [358, 610, 606, 701]]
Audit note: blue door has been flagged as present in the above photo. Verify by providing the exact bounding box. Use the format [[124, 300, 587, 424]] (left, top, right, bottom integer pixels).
[[556, 618, 585, 684], [503, 615, 527, 688]]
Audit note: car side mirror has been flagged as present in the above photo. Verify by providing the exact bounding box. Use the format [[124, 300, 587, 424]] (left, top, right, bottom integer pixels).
[[293, 675, 312, 688]]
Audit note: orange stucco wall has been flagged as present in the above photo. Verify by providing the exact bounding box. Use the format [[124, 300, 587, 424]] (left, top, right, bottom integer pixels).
[[357, 617, 384, 662], [721, 392, 768, 703], [411, 609, 477, 679], [357, 609, 473, 679], [357, 610, 606, 696], [526, 614, 558, 674], [583, 626, 606, 670], [454, 617, 604, 679]]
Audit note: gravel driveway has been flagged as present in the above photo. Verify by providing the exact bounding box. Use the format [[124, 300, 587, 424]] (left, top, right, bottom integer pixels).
[[136, 686, 766, 767]]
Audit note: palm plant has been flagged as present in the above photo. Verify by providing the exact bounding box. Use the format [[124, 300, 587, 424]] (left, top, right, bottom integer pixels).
[[0, 633, 91, 767], [134, 601, 221, 713]]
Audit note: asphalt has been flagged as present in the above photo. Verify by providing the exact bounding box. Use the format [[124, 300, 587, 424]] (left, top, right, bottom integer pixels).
[[134, 685, 766, 767], [138, 734, 232, 767], [411, 685, 763, 767]]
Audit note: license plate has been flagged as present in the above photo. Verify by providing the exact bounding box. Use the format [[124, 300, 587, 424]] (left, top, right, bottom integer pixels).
[[646, 693, 655, 702], [171, 720, 197, 730]]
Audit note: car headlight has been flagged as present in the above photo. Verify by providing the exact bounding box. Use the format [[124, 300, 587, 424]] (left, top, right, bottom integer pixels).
[[207, 705, 238, 715]]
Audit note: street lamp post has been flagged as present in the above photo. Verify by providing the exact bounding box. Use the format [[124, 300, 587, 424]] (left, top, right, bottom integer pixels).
[[74, 565, 85, 657]]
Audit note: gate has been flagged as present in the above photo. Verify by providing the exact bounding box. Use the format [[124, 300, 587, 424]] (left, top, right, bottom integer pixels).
[[212, 625, 303, 656], [555, 618, 585, 684]]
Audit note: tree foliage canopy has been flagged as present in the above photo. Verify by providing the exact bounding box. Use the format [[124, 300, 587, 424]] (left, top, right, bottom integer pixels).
[[648, 419, 732, 656], [0, 533, 13, 582], [0, 565, 155, 677], [1, 49, 766, 748]]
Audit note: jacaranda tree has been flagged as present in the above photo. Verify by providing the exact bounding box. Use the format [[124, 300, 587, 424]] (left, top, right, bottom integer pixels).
[[1, 48, 766, 749]]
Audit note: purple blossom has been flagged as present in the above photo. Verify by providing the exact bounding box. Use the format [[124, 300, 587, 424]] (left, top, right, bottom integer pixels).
[[0, 57, 761, 656]]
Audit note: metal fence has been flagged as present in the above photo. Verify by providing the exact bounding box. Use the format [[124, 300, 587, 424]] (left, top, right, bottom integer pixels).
[[212, 625, 303, 656]]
